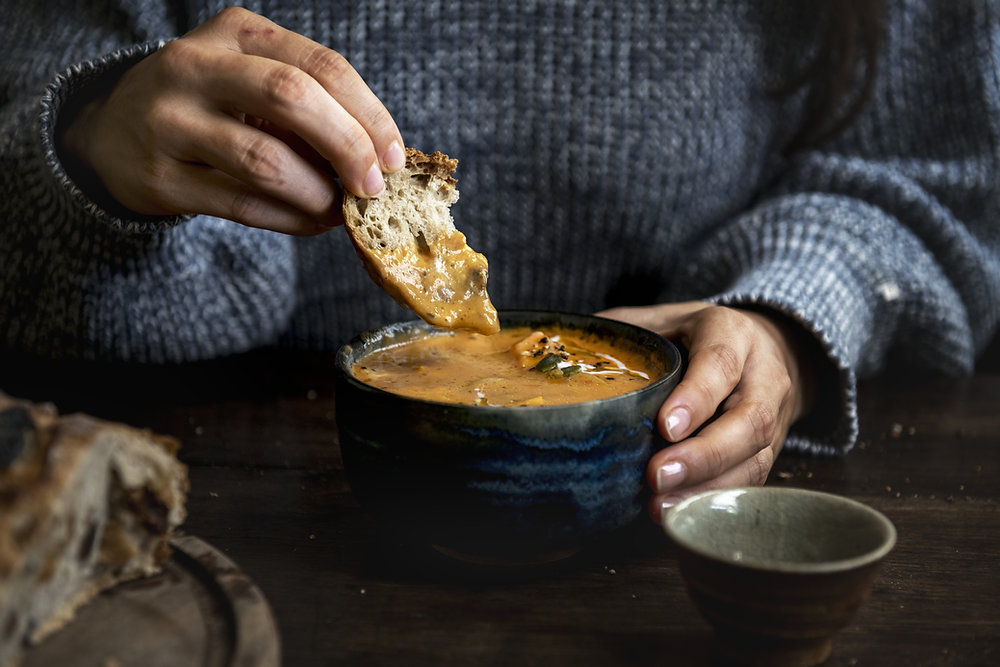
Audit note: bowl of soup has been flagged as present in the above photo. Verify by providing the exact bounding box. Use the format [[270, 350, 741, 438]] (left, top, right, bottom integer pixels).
[[334, 310, 683, 564]]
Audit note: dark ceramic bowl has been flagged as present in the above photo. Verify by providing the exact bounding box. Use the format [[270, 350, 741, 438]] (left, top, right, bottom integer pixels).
[[663, 487, 897, 667], [335, 310, 683, 564]]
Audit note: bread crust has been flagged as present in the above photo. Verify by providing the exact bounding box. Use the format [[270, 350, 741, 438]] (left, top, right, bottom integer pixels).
[[402, 146, 458, 186]]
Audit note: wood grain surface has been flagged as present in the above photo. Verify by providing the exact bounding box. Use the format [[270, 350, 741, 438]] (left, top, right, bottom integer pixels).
[[2, 343, 998, 667]]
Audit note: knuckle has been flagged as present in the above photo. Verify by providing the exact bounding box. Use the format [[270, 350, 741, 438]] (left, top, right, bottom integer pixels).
[[261, 64, 315, 109], [210, 7, 283, 48], [340, 126, 374, 158], [155, 38, 185, 64], [300, 47, 355, 83], [155, 39, 202, 77], [702, 304, 754, 340], [714, 303, 751, 326], [156, 39, 225, 86], [216, 5, 251, 22], [699, 442, 728, 479], [227, 188, 262, 223], [746, 448, 774, 486], [236, 136, 285, 185], [744, 399, 778, 447], [333, 127, 378, 176], [360, 101, 396, 134], [212, 6, 259, 33], [703, 342, 742, 383]]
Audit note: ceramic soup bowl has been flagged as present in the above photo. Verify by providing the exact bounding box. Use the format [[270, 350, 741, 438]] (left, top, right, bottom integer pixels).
[[335, 310, 683, 564]]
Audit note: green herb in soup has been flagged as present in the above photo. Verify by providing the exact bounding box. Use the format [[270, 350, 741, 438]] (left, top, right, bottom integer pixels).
[[351, 326, 658, 406]]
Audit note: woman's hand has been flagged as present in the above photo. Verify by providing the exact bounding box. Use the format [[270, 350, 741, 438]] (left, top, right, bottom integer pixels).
[[58, 6, 404, 235], [597, 302, 818, 523]]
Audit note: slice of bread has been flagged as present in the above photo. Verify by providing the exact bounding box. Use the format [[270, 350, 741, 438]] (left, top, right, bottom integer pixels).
[[0, 392, 187, 666], [342, 147, 499, 334]]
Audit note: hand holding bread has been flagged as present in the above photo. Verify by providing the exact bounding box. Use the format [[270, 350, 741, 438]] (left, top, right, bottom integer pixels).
[[57, 6, 404, 235], [57, 6, 497, 333]]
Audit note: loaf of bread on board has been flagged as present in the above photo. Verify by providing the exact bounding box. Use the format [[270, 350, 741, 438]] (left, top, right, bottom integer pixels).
[[0, 392, 187, 666]]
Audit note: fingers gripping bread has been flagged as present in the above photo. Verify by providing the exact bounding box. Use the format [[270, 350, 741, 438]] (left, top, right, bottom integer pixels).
[[342, 147, 499, 334], [0, 392, 187, 666]]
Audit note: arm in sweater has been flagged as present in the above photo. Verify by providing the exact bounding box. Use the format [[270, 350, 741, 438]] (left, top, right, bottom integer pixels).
[[617, 3, 999, 513], [0, 2, 300, 362], [0, 4, 405, 362], [686, 1, 1000, 455]]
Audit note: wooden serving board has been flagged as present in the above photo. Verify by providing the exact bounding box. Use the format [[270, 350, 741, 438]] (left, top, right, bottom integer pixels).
[[23, 536, 280, 667]]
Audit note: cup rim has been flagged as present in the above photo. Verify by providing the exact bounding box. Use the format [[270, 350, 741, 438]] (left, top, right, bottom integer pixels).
[[663, 487, 897, 574]]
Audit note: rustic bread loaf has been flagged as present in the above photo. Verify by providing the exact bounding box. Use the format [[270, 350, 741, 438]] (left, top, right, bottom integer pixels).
[[0, 392, 187, 666], [342, 147, 499, 334]]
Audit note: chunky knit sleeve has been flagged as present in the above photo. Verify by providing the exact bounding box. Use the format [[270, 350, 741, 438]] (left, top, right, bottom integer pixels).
[[0, 1, 298, 362], [680, 2, 1000, 455]]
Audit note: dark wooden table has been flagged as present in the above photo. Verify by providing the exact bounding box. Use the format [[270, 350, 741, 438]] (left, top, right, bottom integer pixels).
[[3, 347, 998, 666]]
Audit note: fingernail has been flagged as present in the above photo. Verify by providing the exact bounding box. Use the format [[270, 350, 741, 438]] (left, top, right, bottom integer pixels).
[[363, 162, 384, 197], [656, 460, 686, 493], [665, 407, 690, 440], [384, 141, 405, 171]]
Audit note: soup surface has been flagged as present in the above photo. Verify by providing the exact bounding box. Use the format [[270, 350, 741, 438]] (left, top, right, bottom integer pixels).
[[352, 326, 661, 406]]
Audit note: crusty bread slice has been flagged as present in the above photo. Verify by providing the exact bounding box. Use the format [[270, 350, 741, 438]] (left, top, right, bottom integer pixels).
[[0, 392, 187, 666], [342, 147, 499, 335]]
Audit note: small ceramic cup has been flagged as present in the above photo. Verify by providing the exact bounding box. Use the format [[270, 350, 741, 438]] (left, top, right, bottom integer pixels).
[[663, 487, 896, 667]]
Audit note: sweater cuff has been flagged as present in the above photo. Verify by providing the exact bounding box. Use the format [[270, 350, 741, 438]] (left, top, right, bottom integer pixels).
[[709, 272, 861, 457], [677, 191, 966, 456], [39, 41, 188, 234], [697, 215, 880, 456]]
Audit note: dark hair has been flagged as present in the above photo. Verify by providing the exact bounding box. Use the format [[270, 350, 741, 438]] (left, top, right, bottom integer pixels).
[[780, 0, 886, 152]]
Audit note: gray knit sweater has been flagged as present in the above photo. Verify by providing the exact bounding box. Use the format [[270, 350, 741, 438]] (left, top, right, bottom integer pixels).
[[2, 1, 998, 455]]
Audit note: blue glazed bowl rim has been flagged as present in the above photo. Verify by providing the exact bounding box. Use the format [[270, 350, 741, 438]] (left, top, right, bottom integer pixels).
[[335, 309, 683, 412]]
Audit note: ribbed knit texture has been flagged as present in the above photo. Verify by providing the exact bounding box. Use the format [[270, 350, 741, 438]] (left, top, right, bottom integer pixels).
[[2, 1, 998, 455]]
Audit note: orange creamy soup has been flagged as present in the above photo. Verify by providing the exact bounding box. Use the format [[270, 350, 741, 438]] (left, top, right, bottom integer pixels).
[[351, 326, 659, 406]]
